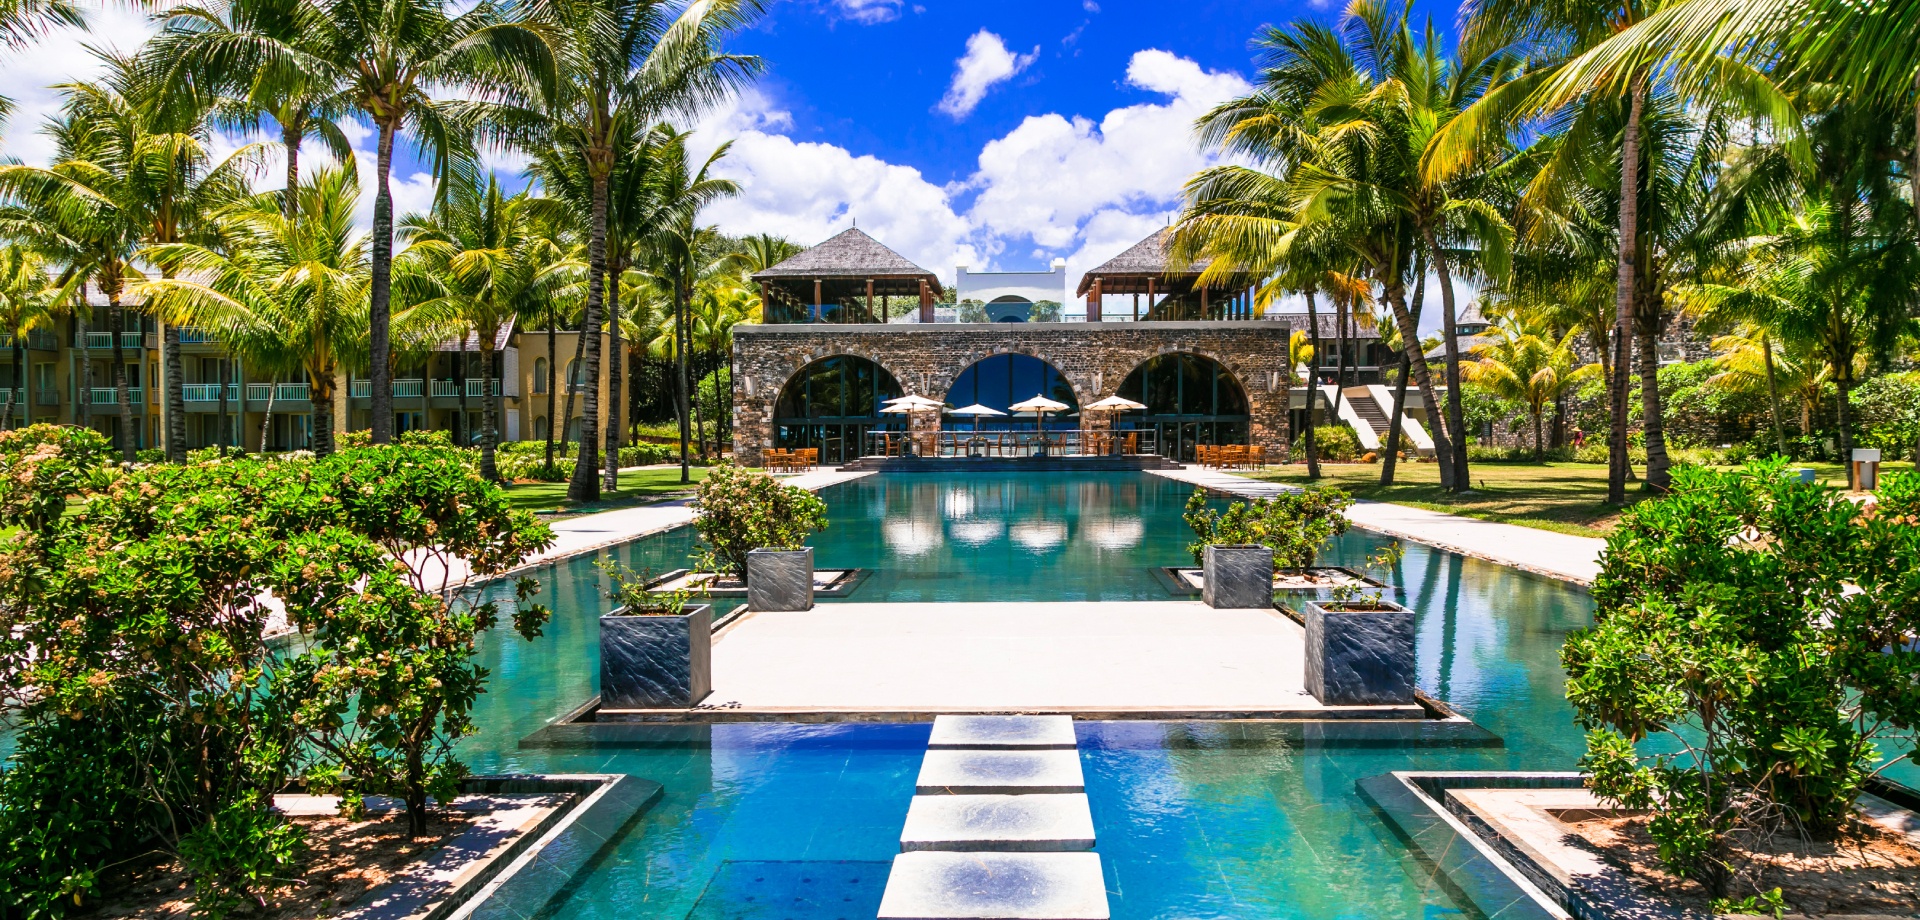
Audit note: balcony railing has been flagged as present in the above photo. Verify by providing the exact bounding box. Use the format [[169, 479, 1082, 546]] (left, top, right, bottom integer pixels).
[[244, 383, 310, 402], [78, 331, 148, 349], [175, 327, 217, 344], [182, 383, 241, 402], [430, 378, 503, 398], [87, 387, 142, 405], [862, 428, 1162, 458], [347, 379, 430, 398], [0, 331, 57, 350]]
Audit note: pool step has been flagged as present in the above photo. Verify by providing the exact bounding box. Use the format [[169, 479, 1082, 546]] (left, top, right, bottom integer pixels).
[[879, 715, 1111, 920]]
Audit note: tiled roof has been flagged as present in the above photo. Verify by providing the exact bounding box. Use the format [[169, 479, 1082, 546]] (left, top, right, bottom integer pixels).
[[751, 228, 939, 280]]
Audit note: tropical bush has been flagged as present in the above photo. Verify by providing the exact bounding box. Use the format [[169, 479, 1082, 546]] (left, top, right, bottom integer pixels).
[[1183, 486, 1353, 571], [1304, 424, 1360, 461], [1849, 371, 1920, 462], [1566, 461, 1920, 898], [0, 426, 554, 915], [691, 461, 827, 576]]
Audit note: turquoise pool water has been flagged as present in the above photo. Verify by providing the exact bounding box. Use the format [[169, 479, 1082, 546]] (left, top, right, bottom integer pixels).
[[456, 472, 1609, 918]]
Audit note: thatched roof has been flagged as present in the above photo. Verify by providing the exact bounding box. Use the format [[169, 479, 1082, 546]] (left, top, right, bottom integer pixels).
[[1075, 228, 1213, 295], [751, 228, 939, 281]]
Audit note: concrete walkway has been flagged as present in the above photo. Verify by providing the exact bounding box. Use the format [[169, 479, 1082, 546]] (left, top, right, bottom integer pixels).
[[635, 601, 1420, 718], [1146, 465, 1605, 586]]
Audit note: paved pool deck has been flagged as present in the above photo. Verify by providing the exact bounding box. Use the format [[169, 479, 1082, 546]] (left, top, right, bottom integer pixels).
[[1146, 466, 1605, 586], [597, 601, 1424, 720]]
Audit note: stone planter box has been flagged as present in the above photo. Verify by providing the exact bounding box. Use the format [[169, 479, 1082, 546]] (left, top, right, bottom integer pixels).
[[1202, 543, 1274, 609], [1303, 599, 1415, 705], [747, 547, 814, 612], [599, 604, 712, 709]]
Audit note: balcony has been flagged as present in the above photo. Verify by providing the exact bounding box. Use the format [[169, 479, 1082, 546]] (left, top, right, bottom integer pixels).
[[430, 378, 504, 398], [88, 387, 143, 405], [182, 383, 241, 402], [78, 331, 147, 350], [244, 383, 310, 403], [0, 331, 57, 350], [348, 379, 429, 398], [175, 327, 218, 345]]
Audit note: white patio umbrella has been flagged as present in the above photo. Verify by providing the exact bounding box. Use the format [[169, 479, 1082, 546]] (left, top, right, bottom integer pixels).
[[881, 394, 945, 455], [1007, 396, 1071, 452], [947, 402, 1006, 433], [1083, 395, 1147, 412]]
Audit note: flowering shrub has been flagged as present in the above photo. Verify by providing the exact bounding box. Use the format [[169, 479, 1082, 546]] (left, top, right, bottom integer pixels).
[[692, 460, 827, 576]]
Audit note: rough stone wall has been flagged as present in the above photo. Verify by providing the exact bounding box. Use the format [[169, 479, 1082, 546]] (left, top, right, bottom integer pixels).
[[732, 322, 1293, 466]]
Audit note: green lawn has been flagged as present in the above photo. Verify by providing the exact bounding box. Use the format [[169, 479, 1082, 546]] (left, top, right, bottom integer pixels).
[[1245, 459, 1890, 539], [501, 466, 707, 517]]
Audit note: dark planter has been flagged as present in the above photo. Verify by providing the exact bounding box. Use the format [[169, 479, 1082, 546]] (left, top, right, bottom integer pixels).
[[747, 547, 814, 612], [1202, 544, 1274, 609], [599, 604, 712, 709], [1303, 599, 1415, 705]]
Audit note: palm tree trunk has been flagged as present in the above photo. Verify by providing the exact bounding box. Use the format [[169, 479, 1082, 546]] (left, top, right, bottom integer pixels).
[[1533, 408, 1545, 461], [675, 280, 691, 482], [1837, 360, 1855, 487], [1302, 289, 1322, 478], [164, 321, 186, 463], [216, 356, 229, 453], [479, 334, 499, 481], [1422, 223, 1471, 492], [1608, 76, 1648, 504], [545, 305, 557, 468], [1381, 264, 1425, 486], [368, 118, 397, 445], [455, 335, 469, 446], [108, 285, 133, 462], [1761, 333, 1786, 456], [560, 311, 588, 461], [260, 381, 276, 452], [3, 339, 18, 429], [76, 308, 92, 428], [1635, 284, 1671, 491], [1332, 289, 1350, 423], [602, 259, 623, 492], [282, 121, 301, 220], [310, 369, 334, 457], [568, 170, 608, 502], [1384, 271, 1455, 491]]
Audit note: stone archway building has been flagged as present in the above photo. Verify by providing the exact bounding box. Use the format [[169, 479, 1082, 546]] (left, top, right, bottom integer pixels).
[[734, 322, 1291, 465]]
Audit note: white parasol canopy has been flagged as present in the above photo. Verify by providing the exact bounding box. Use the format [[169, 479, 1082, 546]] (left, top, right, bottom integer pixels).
[[1083, 395, 1147, 411], [947, 402, 1006, 433], [1007, 395, 1070, 414], [883, 394, 944, 410]]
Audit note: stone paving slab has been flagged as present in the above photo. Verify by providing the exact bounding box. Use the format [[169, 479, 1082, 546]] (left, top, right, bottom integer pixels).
[[877, 851, 1111, 920], [916, 750, 1086, 795], [900, 794, 1096, 852], [928, 715, 1078, 750]]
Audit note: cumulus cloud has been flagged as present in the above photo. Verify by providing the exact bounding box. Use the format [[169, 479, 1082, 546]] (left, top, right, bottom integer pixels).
[[938, 30, 1039, 120], [0, 2, 154, 165], [830, 0, 903, 25]]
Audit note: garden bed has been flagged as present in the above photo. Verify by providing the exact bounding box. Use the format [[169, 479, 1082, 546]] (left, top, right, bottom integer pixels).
[[1562, 808, 1920, 917], [645, 567, 868, 598]]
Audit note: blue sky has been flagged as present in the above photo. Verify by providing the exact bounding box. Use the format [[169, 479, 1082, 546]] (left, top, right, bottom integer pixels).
[[1, 0, 1470, 290]]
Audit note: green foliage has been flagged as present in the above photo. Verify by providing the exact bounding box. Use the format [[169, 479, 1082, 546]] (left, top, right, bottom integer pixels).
[[1849, 371, 1920, 461], [1305, 424, 1360, 461], [597, 559, 703, 614], [1659, 360, 1773, 450], [1183, 486, 1353, 570], [691, 460, 827, 577], [0, 424, 113, 535], [1567, 461, 1920, 895], [177, 793, 306, 919]]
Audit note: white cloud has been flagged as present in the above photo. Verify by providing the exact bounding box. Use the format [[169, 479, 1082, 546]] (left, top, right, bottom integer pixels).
[[0, 2, 155, 165], [937, 30, 1039, 120], [830, 0, 903, 25]]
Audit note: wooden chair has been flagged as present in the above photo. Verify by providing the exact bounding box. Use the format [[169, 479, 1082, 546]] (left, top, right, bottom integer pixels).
[[1123, 431, 1139, 455], [799, 448, 818, 470], [1249, 445, 1266, 469], [763, 448, 788, 472]]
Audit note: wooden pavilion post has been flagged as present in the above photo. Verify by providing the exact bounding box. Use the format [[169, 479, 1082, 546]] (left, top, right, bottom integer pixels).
[[1089, 278, 1103, 322], [919, 279, 933, 323], [813, 279, 823, 322], [760, 281, 772, 322], [865, 279, 874, 322], [1200, 286, 1210, 320], [1146, 277, 1155, 321]]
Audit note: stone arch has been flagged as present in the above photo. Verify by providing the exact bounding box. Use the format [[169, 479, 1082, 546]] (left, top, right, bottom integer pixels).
[[1113, 351, 1254, 461], [942, 353, 1082, 428], [768, 354, 907, 465], [933, 345, 1092, 405]]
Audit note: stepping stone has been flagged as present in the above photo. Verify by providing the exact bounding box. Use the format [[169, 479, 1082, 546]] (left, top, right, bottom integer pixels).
[[900, 793, 1096, 852], [917, 750, 1085, 795], [928, 715, 1077, 750], [877, 851, 1110, 920]]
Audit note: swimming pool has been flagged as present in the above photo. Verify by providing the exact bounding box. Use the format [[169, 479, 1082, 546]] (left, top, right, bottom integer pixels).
[[452, 471, 1624, 918]]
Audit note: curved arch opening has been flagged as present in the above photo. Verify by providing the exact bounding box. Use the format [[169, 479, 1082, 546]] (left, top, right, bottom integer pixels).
[[944, 354, 1079, 430], [1115, 352, 1250, 461], [773, 355, 906, 464]]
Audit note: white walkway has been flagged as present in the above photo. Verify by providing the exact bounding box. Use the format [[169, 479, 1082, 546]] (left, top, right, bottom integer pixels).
[[1146, 466, 1605, 586], [661, 601, 1420, 718]]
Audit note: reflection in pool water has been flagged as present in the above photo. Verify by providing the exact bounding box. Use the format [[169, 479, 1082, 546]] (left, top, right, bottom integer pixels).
[[452, 471, 1904, 918]]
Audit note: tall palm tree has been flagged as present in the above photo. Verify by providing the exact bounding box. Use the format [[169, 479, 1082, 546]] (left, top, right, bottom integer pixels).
[[139, 164, 370, 458], [525, 0, 761, 501], [144, 0, 354, 220], [0, 244, 56, 427], [399, 175, 571, 480], [303, 0, 554, 445]]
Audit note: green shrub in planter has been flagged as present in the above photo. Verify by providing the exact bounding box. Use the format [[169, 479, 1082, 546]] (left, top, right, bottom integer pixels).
[[1566, 460, 1920, 897], [692, 461, 827, 577], [1183, 486, 1352, 570]]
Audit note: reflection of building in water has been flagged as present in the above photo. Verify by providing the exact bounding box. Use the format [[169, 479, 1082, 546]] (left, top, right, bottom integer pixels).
[[950, 519, 1006, 545], [1086, 516, 1144, 550], [883, 516, 940, 556], [1009, 520, 1069, 551]]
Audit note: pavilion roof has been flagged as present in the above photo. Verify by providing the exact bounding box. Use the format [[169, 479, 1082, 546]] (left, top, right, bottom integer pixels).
[[751, 228, 940, 282], [1075, 228, 1214, 295]]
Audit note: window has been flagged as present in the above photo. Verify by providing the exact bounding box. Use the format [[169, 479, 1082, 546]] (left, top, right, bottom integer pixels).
[[533, 358, 549, 394], [533, 416, 549, 440]]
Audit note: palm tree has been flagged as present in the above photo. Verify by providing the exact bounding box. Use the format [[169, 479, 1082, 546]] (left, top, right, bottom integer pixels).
[[139, 164, 370, 458], [144, 0, 354, 220], [301, 0, 554, 447], [0, 0, 81, 127], [398, 175, 571, 480], [525, 0, 761, 501], [1463, 317, 1599, 458], [0, 244, 56, 427]]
